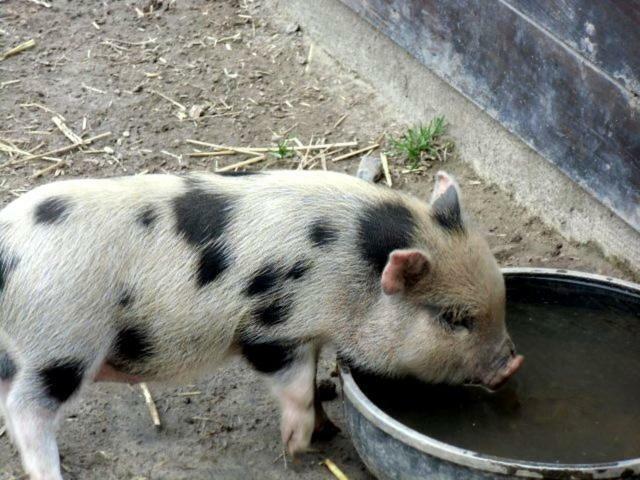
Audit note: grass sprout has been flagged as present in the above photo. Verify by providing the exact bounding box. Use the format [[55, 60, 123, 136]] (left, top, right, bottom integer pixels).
[[271, 138, 295, 159], [390, 116, 448, 169]]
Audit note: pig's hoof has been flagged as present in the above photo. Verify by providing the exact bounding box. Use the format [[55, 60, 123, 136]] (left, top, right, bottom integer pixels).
[[285, 428, 313, 455], [312, 417, 340, 442], [282, 407, 315, 455]]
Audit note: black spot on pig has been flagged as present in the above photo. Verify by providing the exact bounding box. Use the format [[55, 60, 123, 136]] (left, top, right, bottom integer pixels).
[[247, 264, 279, 296], [0, 352, 17, 380], [137, 206, 157, 228], [432, 186, 464, 233], [247, 260, 311, 298], [34, 197, 70, 225], [239, 338, 298, 374], [309, 219, 338, 247], [253, 295, 292, 326], [39, 358, 84, 404], [174, 188, 233, 245], [173, 187, 234, 286], [198, 246, 231, 286], [217, 171, 262, 176], [286, 260, 310, 280], [357, 202, 416, 273], [110, 326, 154, 364]]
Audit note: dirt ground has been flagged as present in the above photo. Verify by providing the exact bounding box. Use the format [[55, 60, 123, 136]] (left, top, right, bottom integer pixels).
[[0, 1, 635, 479]]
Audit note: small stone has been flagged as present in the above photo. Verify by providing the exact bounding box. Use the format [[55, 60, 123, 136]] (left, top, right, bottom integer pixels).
[[491, 243, 518, 261], [510, 234, 523, 243], [284, 23, 300, 34], [356, 155, 383, 183], [189, 104, 207, 119], [122, 130, 130, 137], [94, 450, 114, 464], [551, 242, 563, 257]]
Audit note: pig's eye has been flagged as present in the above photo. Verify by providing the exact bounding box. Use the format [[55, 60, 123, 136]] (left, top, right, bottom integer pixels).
[[458, 314, 474, 331], [439, 309, 474, 332], [439, 310, 456, 328]]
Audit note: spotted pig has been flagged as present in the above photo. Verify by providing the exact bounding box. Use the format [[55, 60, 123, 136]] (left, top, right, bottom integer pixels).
[[0, 170, 522, 480]]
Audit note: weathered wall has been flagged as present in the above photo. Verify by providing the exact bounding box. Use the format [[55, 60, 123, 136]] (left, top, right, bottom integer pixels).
[[507, 0, 640, 94], [340, 0, 640, 234], [267, 0, 640, 272]]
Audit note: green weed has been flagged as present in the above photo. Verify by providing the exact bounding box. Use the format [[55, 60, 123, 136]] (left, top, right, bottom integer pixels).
[[390, 116, 447, 169], [271, 138, 295, 159]]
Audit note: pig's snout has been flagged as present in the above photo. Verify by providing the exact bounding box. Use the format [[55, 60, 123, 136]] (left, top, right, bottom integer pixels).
[[484, 354, 524, 390]]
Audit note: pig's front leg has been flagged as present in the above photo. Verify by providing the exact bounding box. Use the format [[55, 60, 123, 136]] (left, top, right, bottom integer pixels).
[[270, 347, 317, 454], [241, 339, 323, 454], [266, 344, 318, 455]]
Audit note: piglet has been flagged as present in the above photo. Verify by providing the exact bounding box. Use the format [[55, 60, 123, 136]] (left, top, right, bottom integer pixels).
[[0, 170, 522, 480]]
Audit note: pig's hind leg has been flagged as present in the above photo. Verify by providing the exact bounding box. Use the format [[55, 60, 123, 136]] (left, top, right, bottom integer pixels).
[[5, 352, 95, 480]]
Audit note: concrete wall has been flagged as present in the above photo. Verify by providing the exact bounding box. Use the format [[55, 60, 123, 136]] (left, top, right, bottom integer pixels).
[[266, 0, 640, 273]]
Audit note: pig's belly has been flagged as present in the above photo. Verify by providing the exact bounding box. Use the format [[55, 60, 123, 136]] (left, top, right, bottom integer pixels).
[[101, 314, 239, 383]]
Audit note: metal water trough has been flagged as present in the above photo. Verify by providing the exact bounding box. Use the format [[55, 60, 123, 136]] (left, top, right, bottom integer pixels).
[[340, 268, 640, 480]]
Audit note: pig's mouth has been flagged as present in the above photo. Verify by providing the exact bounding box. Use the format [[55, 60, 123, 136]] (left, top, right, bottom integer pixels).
[[465, 354, 524, 391]]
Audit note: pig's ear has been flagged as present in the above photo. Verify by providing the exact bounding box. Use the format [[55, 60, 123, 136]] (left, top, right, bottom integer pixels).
[[429, 171, 464, 232], [381, 249, 430, 295]]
